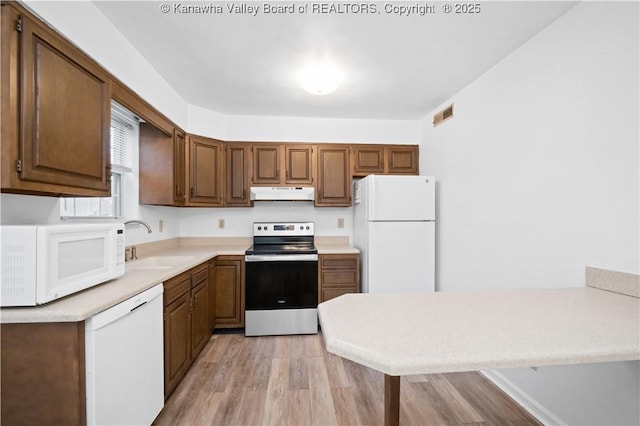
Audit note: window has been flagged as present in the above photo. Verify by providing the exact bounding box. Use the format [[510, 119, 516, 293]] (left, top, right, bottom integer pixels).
[[60, 101, 139, 218]]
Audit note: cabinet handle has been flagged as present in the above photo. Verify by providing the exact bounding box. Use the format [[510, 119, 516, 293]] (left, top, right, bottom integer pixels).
[[190, 187, 194, 198]]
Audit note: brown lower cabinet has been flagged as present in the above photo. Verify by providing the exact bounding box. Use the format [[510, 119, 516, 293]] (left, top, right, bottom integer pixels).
[[1, 322, 86, 426], [163, 262, 211, 397], [319, 253, 361, 303], [211, 256, 245, 328]]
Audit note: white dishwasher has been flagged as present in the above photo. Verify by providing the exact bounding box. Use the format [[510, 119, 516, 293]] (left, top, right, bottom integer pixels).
[[85, 283, 164, 426]]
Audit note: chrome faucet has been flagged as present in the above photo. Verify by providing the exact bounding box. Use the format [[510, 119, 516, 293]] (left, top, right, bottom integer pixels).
[[124, 219, 153, 233]]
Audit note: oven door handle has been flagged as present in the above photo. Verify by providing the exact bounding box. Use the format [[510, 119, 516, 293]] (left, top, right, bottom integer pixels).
[[245, 254, 318, 262]]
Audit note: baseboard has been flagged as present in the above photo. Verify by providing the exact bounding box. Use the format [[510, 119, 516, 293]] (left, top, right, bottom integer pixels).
[[481, 370, 566, 426]]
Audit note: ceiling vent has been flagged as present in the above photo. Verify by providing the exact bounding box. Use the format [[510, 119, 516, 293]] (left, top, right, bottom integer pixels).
[[433, 104, 454, 127]]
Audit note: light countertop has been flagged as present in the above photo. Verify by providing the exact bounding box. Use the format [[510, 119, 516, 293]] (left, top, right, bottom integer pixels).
[[315, 236, 360, 254], [318, 287, 640, 376], [1, 237, 358, 324]]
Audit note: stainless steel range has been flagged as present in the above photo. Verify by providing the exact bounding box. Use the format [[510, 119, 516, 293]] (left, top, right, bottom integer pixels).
[[245, 222, 318, 336]]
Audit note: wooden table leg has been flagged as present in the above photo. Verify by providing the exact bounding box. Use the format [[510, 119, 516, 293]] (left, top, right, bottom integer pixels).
[[384, 374, 400, 426]]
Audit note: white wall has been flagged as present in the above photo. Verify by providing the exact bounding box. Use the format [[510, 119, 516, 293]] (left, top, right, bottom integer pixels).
[[421, 2, 639, 424], [485, 361, 640, 426], [21, 0, 188, 128], [422, 2, 639, 291], [179, 203, 353, 239], [226, 114, 421, 144], [188, 104, 422, 144], [0, 194, 61, 225]]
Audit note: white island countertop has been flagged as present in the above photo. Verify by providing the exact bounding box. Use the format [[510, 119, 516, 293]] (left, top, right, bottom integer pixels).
[[318, 287, 640, 377]]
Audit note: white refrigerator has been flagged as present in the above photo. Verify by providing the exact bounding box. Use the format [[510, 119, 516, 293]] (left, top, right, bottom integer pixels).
[[353, 175, 435, 293]]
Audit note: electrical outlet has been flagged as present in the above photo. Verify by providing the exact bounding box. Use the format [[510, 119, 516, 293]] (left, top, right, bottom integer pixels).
[[158, 220, 164, 233], [337, 217, 344, 228], [218, 218, 225, 229]]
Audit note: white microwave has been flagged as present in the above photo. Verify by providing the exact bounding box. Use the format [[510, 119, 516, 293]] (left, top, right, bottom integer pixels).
[[1, 223, 125, 307]]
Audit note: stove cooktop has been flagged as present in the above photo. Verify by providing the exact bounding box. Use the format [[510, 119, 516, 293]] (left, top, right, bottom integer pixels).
[[246, 221, 317, 255]]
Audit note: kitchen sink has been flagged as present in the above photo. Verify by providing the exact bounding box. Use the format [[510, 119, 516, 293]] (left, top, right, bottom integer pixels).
[[126, 255, 195, 270]]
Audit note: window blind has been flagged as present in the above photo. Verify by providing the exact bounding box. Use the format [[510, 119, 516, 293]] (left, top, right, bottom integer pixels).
[[110, 100, 138, 172], [110, 120, 129, 169]]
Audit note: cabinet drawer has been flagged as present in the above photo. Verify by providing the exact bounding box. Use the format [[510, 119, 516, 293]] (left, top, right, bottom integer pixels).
[[322, 288, 357, 303], [164, 272, 191, 306], [321, 270, 358, 286], [191, 264, 209, 287], [320, 256, 358, 270]]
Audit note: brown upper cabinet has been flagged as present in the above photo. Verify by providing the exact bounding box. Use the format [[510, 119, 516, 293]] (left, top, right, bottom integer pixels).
[[352, 144, 419, 176], [139, 123, 185, 206], [1, 4, 111, 197], [316, 144, 351, 207], [284, 144, 315, 185], [251, 143, 315, 186], [140, 131, 224, 207], [386, 145, 419, 174], [187, 134, 223, 206], [173, 129, 187, 205], [225, 143, 252, 207], [251, 144, 280, 185], [352, 145, 385, 175]]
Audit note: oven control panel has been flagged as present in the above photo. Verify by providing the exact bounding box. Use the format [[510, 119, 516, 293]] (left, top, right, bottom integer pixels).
[[253, 222, 314, 236]]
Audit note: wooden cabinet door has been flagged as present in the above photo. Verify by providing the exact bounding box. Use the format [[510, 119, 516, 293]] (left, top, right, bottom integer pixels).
[[1, 322, 86, 426], [352, 145, 385, 176], [208, 261, 217, 331], [191, 280, 209, 357], [318, 254, 360, 303], [285, 144, 315, 185], [316, 145, 351, 207], [173, 129, 187, 204], [214, 257, 244, 328], [164, 291, 191, 397], [252, 144, 281, 185], [225, 143, 252, 206], [12, 12, 111, 195], [139, 123, 181, 206], [188, 135, 223, 205], [386, 145, 419, 174]]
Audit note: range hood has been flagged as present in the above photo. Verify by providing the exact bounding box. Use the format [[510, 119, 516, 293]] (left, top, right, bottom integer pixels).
[[250, 186, 315, 201]]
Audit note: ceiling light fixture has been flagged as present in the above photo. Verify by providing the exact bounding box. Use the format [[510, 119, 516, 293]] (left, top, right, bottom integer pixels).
[[298, 61, 342, 96]]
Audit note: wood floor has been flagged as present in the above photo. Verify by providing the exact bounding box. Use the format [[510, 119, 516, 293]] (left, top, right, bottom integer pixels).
[[154, 331, 542, 426]]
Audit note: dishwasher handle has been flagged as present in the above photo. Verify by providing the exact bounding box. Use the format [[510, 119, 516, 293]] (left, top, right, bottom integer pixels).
[[130, 301, 148, 312]]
